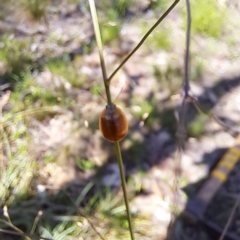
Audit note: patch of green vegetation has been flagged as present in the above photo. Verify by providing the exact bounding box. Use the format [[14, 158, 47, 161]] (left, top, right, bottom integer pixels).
[[0, 178, 161, 239], [10, 71, 58, 113], [0, 35, 33, 82], [98, 0, 135, 16], [44, 155, 55, 164], [83, 188, 130, 236], [191, 56, 205, 82], [90, 85, 106, 97], [91, 189, 154, 239], [143, 23, 171, 51], [81, 41, 96, 55], [154, 65, 182, 94], [76, 158, 96, 171], [151, 29, 171, 50], [128, 171, 145, 193], [187, 114, 208, 138], [0, 117, 37, 206], [131, 86, 177, 135], [142, 20, 171, 51], [190, 0, 226, 37], [46, 32, 66, 47], [123, 140, 146, 167], [128, 140, 145, 160], [131, 99, 153, 119], [24, 89, 58, 106], [0, 2, 11, 20], [47, 57, 87, 88], [22, 0, 48, 21], [149, 0, 169, 11], [100, 9, 121, 45], [67, 0, 82, 4], [147, 108, 177, 135], [39, 221, 81, 240]]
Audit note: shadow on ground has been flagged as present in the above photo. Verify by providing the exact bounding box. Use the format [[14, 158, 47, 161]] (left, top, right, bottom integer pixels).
[[167, 146, 240, 240]]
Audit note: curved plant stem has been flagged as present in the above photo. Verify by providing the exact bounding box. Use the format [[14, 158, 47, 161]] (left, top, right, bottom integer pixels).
[[0, 219, 31, 240], [89, 0, 112, 104], [177, 0, 191, 148], [1, 207, 32, 240], [107, 0, 180, 84], [63, 190, 105, 240], [168, 1, 191, 238], [115, 141, 134, 240]]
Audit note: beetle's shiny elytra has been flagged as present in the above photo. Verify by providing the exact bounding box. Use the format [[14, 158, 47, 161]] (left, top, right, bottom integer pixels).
[[99, 103, 128, 142]]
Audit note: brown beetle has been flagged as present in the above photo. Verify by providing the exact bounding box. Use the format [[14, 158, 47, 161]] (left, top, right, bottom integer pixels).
[[99, 103, 128, 142]]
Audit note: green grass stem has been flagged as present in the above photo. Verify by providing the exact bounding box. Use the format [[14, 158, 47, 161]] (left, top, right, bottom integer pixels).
[[89, 0, 112, 104], [115, 141, 134, 240]]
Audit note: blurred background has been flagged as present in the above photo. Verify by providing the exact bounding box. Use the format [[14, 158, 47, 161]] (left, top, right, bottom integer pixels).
[[0, 0, 240, 239]]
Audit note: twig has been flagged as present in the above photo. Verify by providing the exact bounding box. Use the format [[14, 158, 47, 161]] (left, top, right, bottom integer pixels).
[[63, 190, 105, 240], [30, 210, 43, 236], [219, 197, 240, 240], [188, 95, 237, 136], [1, 196, 102, 240], [40, 185, 105, 240], [0, 219, 29, 239], [2, 205, 31, 240], [0, 228, 27, 237], [0, 228, 52, 240], [107, 0, 180, 84]]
